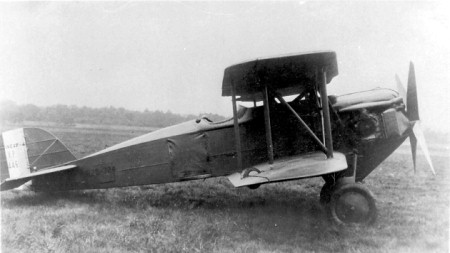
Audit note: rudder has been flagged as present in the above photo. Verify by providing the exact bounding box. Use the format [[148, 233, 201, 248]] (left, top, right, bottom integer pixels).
[[1, 128, 76, 183]]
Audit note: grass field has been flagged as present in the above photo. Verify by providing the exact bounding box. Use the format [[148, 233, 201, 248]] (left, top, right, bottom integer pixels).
[[1, 125, 449, 252]]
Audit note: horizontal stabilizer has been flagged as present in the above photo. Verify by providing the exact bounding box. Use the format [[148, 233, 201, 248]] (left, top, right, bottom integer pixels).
[[0, 164, 76, 191], [228, 152, 347, 188], [1, 128, 77, 191]]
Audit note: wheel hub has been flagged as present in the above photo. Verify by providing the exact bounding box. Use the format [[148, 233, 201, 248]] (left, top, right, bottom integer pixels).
[[335, 191, 371, 223], [328, 183, 377, 226]]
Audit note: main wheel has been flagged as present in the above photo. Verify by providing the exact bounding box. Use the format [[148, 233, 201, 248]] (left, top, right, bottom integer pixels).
[[247, 184, 261, 190], [328, 183, 377, 226], [243, 168, 261, 190]]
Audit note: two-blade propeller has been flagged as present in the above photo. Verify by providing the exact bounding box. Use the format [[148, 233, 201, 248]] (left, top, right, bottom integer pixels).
[[395, 62, 435, 175]]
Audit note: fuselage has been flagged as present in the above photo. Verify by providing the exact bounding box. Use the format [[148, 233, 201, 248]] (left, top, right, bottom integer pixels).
[[31, 89, 412, 191]]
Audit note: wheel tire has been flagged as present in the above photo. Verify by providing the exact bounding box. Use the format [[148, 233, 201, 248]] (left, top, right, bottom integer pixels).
[[247, 184, 261, 190], [243, 168, 261, 190], [328, 183, 377, 226], [320, 182, 334, 205]]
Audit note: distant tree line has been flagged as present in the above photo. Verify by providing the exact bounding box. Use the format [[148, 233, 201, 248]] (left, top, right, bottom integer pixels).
[[0, 100, 226, 128]]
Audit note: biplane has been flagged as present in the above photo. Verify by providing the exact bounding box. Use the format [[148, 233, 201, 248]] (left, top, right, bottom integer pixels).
[[1, 51, 434, 225]]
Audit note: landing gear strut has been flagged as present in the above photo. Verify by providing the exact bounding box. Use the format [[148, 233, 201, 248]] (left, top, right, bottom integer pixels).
[[320, 181, 334, 205]]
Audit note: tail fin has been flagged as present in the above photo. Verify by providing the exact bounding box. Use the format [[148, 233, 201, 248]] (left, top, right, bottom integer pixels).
[[1, 128, 76, 188]]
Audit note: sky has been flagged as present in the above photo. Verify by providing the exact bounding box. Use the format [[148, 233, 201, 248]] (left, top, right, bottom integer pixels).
[[0, 1, 449, 131]]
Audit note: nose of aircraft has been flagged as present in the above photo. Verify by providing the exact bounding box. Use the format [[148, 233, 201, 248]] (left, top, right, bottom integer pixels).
[[396, 62, 435, 175]]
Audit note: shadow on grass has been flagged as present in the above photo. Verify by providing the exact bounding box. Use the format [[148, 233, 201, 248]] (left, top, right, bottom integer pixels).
[[1, 178, 391, 251], [2, 177, 325, 213]]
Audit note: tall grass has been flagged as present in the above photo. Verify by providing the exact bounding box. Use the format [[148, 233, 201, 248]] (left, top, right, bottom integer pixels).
[[1, 126, 449, 252]]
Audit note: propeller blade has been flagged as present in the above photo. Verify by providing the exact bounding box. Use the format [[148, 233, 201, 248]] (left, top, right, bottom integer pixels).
[[401, 62, 434, 174], [410, 130, 417, 173], [412, 121, 436, 175], [406, 62, 420, 121], [395, 74, 407, 106]]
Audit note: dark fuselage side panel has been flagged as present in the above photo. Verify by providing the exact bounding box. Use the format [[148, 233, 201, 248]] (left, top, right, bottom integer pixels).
[[31, 101, 326, 191]]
